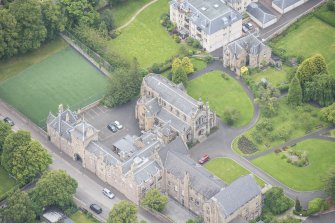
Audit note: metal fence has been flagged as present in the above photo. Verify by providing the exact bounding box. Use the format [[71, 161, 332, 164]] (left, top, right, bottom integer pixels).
[[61, 30, 113, 77]]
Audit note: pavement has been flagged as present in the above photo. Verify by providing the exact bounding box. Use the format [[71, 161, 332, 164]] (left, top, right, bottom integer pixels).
[[0, 99, 165, 223]]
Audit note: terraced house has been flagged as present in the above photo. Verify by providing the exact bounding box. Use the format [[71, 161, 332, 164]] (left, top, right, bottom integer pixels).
[[170, 0, 243, 52], [136, 74, 218, 144], [47, 101, 261, 223]]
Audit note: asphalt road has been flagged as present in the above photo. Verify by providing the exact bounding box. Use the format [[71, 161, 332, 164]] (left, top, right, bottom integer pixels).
[[303, 211, 335, 223], [0, 99, 163, 223]]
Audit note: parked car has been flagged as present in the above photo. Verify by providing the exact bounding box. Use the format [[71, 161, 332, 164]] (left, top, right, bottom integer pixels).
[[198, 154, 209, 164], [90, 204, 102, 214], [242, 25, 249, 33], [3, 117, 14, 126], [102, 188, 115, 199], [114, 121, 123, 130], [107, 123, 118, 133], [247, 22, 253, 29]]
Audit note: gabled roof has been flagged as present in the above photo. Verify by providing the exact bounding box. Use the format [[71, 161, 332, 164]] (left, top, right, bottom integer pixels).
[[85, 141, 119, 166], [157, 108, 191, 133], [212, 175, 261, 217], [71, 120, 97, 141], [272, 0, 301, 9], [225, 34, 269, 56], [247, 3, 277, 24], [47, 108, 78, 140], [144, 74, 199, 117]]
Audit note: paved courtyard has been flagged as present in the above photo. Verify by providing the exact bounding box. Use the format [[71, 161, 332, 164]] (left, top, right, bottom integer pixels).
[[163, 198, 196, 223], [79, 100, 141, 148]]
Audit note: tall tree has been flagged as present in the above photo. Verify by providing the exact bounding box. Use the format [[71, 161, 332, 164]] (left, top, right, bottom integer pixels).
[[107, 200, 138, 223], [142, 188, 168, 212], [264, 187, 294, 215], [30, 170, 78, 214], [288, 76, 302, 106], [172, 66, 188, 87], [1, 130, 31, 174], [59, 0, 99, 27], [324, 168, 335, 202], [321, 102, 335, 124], [41, 0, 67, 40], [2, 191, 36, 223], [295, 198, 302, 212], [181, 57, 194, 75], [0, 8, 18, 59], [0, 121, 12, 154], [171, 58, 182, 75], [11, 141, 52, 184], [9, 0, 47, 53]]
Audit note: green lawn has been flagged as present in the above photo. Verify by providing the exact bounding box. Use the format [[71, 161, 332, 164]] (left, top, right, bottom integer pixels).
[[0, 47, 108, 127], [205, 158, 265, 187], [187, 70, 254, 127], [71, 211, 99, 223], [251, 65, 292, 87], [270, 17, 335, 75], [110, 0, 152, 27], [252, 139, 335, 191], [0, 166, 16, 196], [233, 97, 327, 155], [0, 38, 67, 83], [191, 58, 207, 72], [108, 0, 181, 67]]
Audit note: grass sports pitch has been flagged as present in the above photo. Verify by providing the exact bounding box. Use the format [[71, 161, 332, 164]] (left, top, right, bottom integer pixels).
[[0, 47, 108, 127]]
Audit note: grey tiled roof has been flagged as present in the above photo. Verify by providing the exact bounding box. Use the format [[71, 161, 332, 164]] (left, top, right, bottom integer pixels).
[[247, 3, 277, 24], [145, 98, 160, 117], [273, 0, 301, 9], [159, 138, 226, 199], [157, 108, 191, 133], [144, 74, 198, 117], [171, 0, 242, 35], [71, 121, 97, 141], [212, 175, 261, 217], [225, 34, 269, 56], [113, 135, 137, 156], [86, 141, 119, 166], [134, 160, 162, 185], [47, 109, 78, 140]]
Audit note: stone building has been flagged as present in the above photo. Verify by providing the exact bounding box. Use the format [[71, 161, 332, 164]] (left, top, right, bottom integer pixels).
[[170, 0, 242, 52], [223, 34, 271, 75], [135, 74, 218, 144], [225, 0, 253, 13], [47, 105, 261, 223], [272, 0, 308, 14]]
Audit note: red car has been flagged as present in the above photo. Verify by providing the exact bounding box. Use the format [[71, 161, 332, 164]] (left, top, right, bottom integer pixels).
[[198, 154, 209, 164]]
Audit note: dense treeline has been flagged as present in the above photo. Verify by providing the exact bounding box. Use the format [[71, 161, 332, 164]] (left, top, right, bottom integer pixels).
[[0, 0, 66, 59]]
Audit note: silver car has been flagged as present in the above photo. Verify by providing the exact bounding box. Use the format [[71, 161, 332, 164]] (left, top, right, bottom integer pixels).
[[103, 188, 115, 199]]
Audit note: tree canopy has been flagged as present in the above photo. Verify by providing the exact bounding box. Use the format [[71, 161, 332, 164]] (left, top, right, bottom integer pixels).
[[288, 76, 302, 106], [1, 190, 36, 223], [0, 8, 18, 58], [321, 102, 335, 124], [30, 170, 78, 214], [142, 188, 168, 212], [324, 168, 335, 202], [263, 187, 294, 215], [172, 66, 188, 87], [0, 121, 12, 154], [107, 200, 138, 223]]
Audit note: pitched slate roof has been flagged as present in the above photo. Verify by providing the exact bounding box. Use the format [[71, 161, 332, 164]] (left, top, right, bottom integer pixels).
[[134, 160, 162, 185], [171, 0, 242, 35], [157, 108, 191, 133], [144, 74, 199, 117], [272, 0, 301, 9], [247, 3, 277, 24], [86, 141, 119, 166], [47, 109, 78, 140], [212, 175, 261, 217], [70, 121, 97, 141], [159, 138, 226, 199], [225, 34, 269, 57]]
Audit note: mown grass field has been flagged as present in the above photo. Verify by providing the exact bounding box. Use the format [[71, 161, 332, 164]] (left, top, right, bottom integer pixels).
[[108, 0, 181, 67], [204, 158, 265, 187], [233, 97, 327, 155], [0, 38, 67, 83], [251, 65, 292, 87], [0, 166, 16, 196], [110, 0, 151, 27], [71, 211, 99, 223], [0, 47, 108, 127], [187, 70, 254, 127], [270, 16, 335, 75], [252, 139, 335, 191]]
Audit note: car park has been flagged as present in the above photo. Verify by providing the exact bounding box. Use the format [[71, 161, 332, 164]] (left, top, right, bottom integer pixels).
[[102, 188, 115, 199], [89, 204, 102, 214], [3, 117, 14, 126], [242, 25, 249, 33], [198, 154, 209, 164], [107, 123, 118, 133], [114, 121, 123, 130]]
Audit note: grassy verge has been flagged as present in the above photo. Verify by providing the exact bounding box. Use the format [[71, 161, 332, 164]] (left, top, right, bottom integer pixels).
[[0, 166, 16, 196], [251, 65, 292, 87], [108, 0, 181, 67], [0, 47, 108, 127], [252, 139, 335, 191], [233, 97, 327, 156], [110, 0, 152, 27], [204, 157, 265, 187], [71, 211, 100, 223], [0, 38, 67, 83], [187, 70, 254, 127]]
